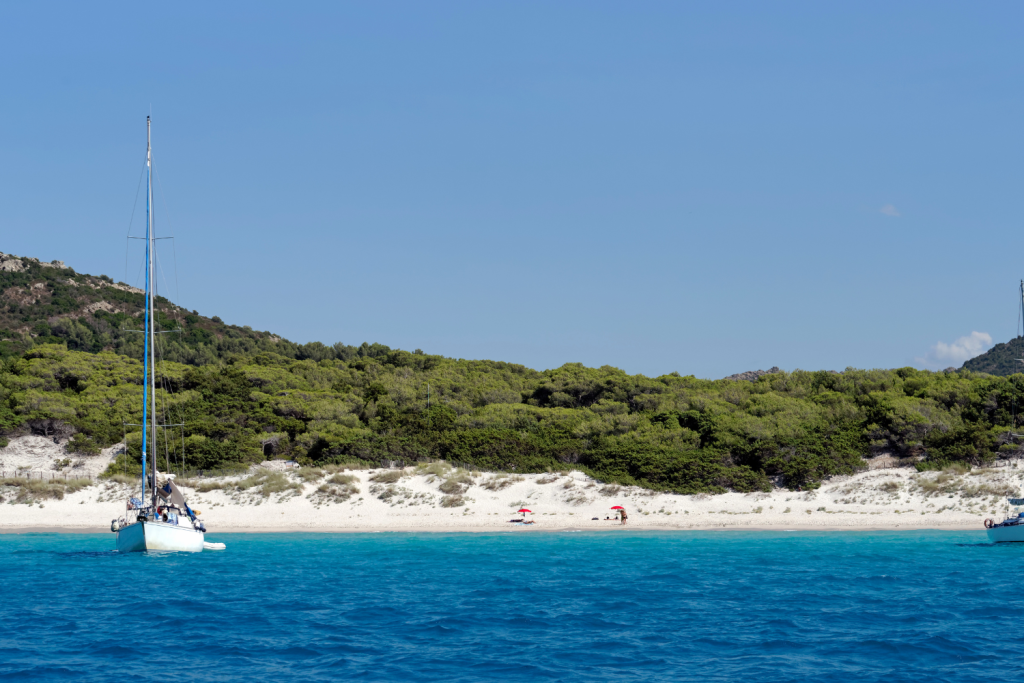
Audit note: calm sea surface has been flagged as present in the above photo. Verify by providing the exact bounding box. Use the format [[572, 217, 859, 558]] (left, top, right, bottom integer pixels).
[[1, 530, 1021, 682]]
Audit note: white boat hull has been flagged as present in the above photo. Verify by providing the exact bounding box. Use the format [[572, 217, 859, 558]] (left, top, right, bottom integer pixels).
[[987, 524, 1024, 543], [116, 520, 205, 552]]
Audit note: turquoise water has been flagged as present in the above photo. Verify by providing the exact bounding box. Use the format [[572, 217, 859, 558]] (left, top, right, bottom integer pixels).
[[1, 530, 1021, 682]]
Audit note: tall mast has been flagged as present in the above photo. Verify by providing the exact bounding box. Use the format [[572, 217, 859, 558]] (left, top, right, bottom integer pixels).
[[148, 117, 158, 509], [140, 117, 158, 510]]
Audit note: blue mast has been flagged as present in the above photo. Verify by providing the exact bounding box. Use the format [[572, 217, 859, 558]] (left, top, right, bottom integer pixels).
[[141, 116, 152, 507]]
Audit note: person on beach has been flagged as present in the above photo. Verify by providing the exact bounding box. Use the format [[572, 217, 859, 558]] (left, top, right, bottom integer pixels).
[[620, 508, 628, 526]]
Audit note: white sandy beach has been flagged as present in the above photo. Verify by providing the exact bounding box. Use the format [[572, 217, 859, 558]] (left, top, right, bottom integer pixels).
[[0, 436, 1017, 534]]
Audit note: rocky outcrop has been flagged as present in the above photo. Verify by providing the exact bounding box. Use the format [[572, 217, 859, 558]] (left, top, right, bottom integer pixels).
[[107, 282, 144, 294], [724, 366, 782, 382], [0, 253, 26, 272], [0, 252, 65, 272], [83, 301, 116, 314]]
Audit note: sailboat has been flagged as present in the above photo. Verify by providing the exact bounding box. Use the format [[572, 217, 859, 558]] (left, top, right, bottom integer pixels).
[[110, 117, 208, 553]]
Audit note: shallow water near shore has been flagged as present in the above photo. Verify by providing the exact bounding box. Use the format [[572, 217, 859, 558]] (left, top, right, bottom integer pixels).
[[2, 530, 1023, 682]]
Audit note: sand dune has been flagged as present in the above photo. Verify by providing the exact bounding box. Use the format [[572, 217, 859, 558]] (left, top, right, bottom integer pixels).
[[1, 437, 1018, 533]]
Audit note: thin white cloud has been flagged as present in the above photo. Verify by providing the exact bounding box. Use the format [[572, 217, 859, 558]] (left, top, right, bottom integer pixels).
[[916, 331, 992, 369], [880, 204, 900, 217]]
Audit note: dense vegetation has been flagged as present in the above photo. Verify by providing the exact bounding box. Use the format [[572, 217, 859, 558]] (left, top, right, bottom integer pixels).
[[3, 343, 1024, 493], [4, 251, 1024, 493]]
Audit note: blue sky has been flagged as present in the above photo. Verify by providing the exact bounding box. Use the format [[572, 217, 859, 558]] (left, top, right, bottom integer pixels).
[[1, 2, 1021, 378]]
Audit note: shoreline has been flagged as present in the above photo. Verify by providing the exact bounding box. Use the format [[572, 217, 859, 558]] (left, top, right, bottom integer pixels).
[[0, 436, 1016, 536], [0, 524, 986, 534]]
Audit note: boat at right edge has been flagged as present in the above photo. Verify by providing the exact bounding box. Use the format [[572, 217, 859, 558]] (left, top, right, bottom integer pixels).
[[986, 495, 1024, 542], [985, 281, 1024, 542]]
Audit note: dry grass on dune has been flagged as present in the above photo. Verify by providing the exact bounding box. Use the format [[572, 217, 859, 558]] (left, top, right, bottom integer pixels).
[[311, 473, 360, 505], [481, 474, 523, 491], [0, 477, 92, 504], [438, 470, 474, 495], [369, 470, 404, 484]]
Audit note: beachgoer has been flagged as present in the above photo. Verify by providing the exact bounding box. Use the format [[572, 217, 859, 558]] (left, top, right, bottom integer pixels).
[[620, 508, 628, 526]]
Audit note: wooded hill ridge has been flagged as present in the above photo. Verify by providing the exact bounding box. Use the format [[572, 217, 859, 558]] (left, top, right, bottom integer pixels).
[[2, 251, 1024, 493], [0, 251, 392, 365], [962, 336, 1024, 376]]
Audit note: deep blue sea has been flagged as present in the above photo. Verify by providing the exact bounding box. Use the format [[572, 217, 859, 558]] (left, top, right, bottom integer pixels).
[[1, 530, 1021, 682]]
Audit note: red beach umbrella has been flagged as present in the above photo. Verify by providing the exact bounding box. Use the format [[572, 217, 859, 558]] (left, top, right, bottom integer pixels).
[[610, 506, 624, 510], [518, 508, 532, 513]]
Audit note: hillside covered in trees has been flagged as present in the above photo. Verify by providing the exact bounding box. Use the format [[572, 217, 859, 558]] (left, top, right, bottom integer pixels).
[[0, 251, 390, 366], [963, 336, 1024, 376], [3, 251, 1024, 493]]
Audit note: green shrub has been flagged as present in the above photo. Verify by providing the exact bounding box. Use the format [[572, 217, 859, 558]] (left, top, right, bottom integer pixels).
[[67, 434, 100, 456]]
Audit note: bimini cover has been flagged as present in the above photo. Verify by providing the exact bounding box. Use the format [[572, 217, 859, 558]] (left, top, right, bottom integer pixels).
[[1009, 498, 1024, 506], [157, 480, 188, 509]]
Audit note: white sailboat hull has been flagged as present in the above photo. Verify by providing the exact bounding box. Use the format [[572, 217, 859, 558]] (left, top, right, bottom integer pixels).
[[116, 520, 204, 552], [987, 524, 1024, 543]]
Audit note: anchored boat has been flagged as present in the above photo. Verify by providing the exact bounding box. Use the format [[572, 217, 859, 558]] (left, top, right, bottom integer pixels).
[[985, 497, 1024, 542], [110, 117, 211, 553]]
